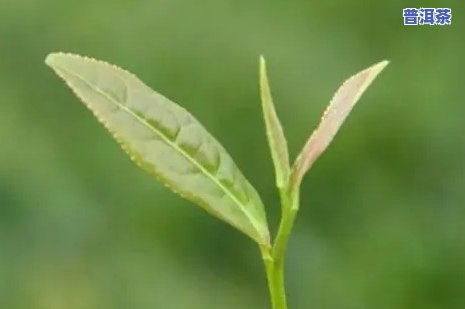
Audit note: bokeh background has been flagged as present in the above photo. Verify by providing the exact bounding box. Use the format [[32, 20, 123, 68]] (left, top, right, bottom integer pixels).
[[1, 1, 463, 308]]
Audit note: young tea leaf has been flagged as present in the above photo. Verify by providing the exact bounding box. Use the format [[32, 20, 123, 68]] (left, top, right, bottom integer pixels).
[[45, 53, 270, 245], [259, 56, 290, 188], [292, 60, 389, 187]]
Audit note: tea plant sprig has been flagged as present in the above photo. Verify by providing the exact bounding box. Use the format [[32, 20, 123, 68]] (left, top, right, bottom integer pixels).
[[45, 53, 388, 309]]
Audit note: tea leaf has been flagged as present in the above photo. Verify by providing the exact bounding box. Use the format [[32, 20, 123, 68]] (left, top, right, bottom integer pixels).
[[292, 60, 389, 187], [259, 56, 290, 188], [46, 53, 270, 245]]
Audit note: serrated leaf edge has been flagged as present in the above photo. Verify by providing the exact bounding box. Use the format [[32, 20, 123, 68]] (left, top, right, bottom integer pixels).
[[46, 52, 270, 245], [291, 60, 389, 188]]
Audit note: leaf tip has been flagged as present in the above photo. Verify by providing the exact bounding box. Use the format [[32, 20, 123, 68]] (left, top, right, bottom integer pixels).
[[45, 52, 66, 67], [371, 59, 390, 75], [45, 53, 56, 67], [45, 52, 87, 69], [259, 55, 269, 76]]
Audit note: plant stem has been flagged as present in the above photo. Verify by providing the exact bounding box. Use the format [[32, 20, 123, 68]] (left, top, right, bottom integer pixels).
[[261, 186, 300, 309], [261, 245, 287, 309], [273, 187, 299, 263]]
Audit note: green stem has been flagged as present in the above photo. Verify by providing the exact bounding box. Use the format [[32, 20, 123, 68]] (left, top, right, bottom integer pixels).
[[261, 186, 300, 309], [261, 245, 287, 309], [273, 187, 299, 262]]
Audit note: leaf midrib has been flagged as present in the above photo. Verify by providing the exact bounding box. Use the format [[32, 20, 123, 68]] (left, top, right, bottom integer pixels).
[[54, 62, 264, 242]]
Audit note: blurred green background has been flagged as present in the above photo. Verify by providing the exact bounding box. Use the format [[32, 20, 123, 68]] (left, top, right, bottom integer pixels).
[[1, 0, 463, 308]]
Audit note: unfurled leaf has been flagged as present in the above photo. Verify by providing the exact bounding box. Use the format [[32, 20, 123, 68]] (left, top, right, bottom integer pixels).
[[45, 53, 270, 245], [259, 56, 290, 188], [292, 60, 389, 187]]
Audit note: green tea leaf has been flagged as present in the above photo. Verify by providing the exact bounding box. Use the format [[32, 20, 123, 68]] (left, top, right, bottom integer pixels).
[[259, 56, 290, 188], [45, 53, 270, 245], [292, 60, 389, 188]]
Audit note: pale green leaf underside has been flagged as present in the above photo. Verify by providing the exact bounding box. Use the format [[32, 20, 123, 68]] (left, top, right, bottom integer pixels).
[[259, 56, 290, 188], [45, 53, 270, 245], [292, 60, 389, 186]]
